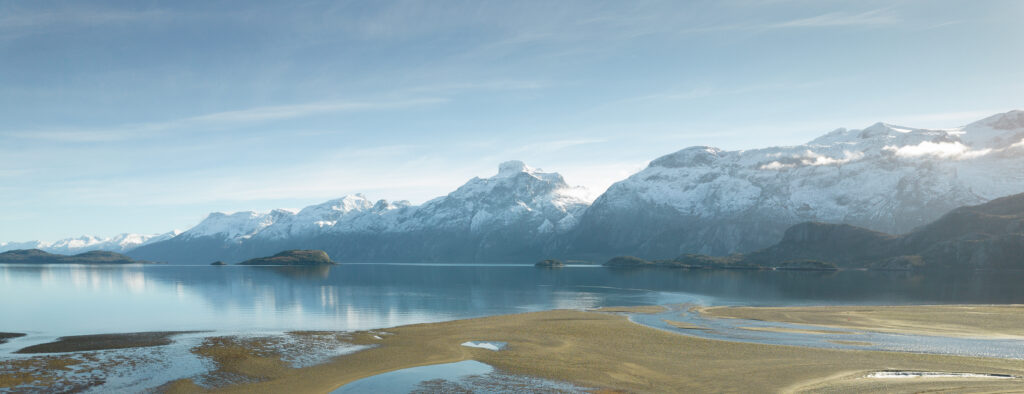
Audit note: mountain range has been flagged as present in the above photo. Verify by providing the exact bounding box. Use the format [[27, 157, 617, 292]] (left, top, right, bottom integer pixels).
[[6, 110, 1024, 265], [0, 231, 180, 255], [569, 110, 1024, 258]]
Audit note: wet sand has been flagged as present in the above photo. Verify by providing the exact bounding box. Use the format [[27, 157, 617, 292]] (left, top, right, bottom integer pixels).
[[736, 326, 858, 335], [592, 305, 668, 314], [157, 309, 1024, 393], [699, 305, 1024, 339], [15, 331, 200, 354]]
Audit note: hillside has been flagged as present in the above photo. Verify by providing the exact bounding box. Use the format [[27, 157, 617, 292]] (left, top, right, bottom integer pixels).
[[742, 192, 1024, 269]]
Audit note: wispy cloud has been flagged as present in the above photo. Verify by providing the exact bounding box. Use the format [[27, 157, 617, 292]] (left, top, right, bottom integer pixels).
[[183, 98, 445, 124], [619, 80, 831, 105], [2, 97, 446, 142], [0, 7, 175, 41], [766, 8, 900, 29]]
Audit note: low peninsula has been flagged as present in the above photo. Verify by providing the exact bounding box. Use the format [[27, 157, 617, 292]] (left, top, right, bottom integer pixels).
[[0, 249, 143, 265]]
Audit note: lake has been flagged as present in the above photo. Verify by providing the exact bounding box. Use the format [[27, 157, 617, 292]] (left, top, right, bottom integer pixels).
[[4, 263, 1024, 337]]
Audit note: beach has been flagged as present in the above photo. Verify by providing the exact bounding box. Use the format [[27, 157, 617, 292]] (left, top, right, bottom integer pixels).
[[5, 305, 1024, 393]]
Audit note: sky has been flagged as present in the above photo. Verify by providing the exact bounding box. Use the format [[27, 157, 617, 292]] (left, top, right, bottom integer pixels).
[[1, 0, 1022, 242]]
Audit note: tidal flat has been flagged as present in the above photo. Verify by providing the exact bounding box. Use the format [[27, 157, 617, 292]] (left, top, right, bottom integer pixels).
[[161, 307, 1024, 393], [5, 305, 1024, 393]]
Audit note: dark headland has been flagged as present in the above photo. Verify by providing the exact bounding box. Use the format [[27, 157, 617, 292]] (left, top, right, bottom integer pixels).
[[534, 259, 565, 268], [0, 249, 144, 265], [236, 250, 336, 266]]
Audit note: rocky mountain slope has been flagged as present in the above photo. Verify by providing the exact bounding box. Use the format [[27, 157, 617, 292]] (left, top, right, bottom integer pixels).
[[567, 110, 1024, 258]]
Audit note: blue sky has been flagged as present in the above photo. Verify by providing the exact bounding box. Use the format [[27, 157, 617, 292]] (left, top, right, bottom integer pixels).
[[1, 0, 1022, 241]]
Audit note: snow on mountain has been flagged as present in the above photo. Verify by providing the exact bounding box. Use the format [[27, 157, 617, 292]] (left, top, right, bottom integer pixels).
[[106, 110, 1024, 263], [177, 161, 589, 243], [394, 160, 590, 234], [571, 110, 1024, 258], [129, 161, 591, 263], [0, 231, 182, 254]]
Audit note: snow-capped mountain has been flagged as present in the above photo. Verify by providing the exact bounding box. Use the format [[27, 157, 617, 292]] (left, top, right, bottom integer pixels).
[[0, 231, 182, 255], [88, 110, 1024, 263], [129, 161, 590, 263], [568, 110, 1024, 258]]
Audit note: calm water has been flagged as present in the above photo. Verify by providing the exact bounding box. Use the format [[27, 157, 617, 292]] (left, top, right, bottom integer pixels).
[[4, 264, 1024, 337]]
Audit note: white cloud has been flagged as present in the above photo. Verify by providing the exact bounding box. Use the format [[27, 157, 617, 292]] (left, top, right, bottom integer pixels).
[[884, 141, 992, 159], [760, 161, 794, 170], [759, 150, 864, 170]]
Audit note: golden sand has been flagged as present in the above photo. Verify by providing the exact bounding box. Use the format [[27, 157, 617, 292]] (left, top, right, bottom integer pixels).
[[158, 308, 1024, 393]]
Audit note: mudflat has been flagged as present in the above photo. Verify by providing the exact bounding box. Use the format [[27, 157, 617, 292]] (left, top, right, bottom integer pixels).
[[699, 305, 1024, 339], [15, 331, 200, 354], [159, 309, 1024, 393]]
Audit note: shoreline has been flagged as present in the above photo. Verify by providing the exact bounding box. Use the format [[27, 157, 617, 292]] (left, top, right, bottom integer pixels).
[[173, 307, 1024, 393], [699, 304, 1024, 339], [5, 305, 1024, 392]]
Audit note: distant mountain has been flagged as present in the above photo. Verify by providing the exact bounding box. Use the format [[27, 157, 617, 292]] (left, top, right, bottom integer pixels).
[[0, 249, 142, 265], [567, 110, 1024, 258], [742, 192, 1024, 269], [0, 231, 181, 255], [129, 161, 590, 264]]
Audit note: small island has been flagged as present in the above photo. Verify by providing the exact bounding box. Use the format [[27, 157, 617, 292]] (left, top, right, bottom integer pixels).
[[534, 259, 565, 268], [210, 261, 227, 266], [0, 249, 143, 265], [236, 250, 336, 266]]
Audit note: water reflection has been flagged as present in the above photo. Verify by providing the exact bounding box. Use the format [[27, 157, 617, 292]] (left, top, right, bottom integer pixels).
[[3, 264, 1024, 337]]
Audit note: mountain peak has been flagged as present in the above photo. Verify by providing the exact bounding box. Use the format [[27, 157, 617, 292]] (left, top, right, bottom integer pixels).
[[649, 146, 722, 168], [497, 160, 532, 177]]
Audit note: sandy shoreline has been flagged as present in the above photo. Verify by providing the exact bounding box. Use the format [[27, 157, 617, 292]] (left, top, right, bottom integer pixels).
[[5, 305, 1024, 392], [699, 304, 1024, 339]]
